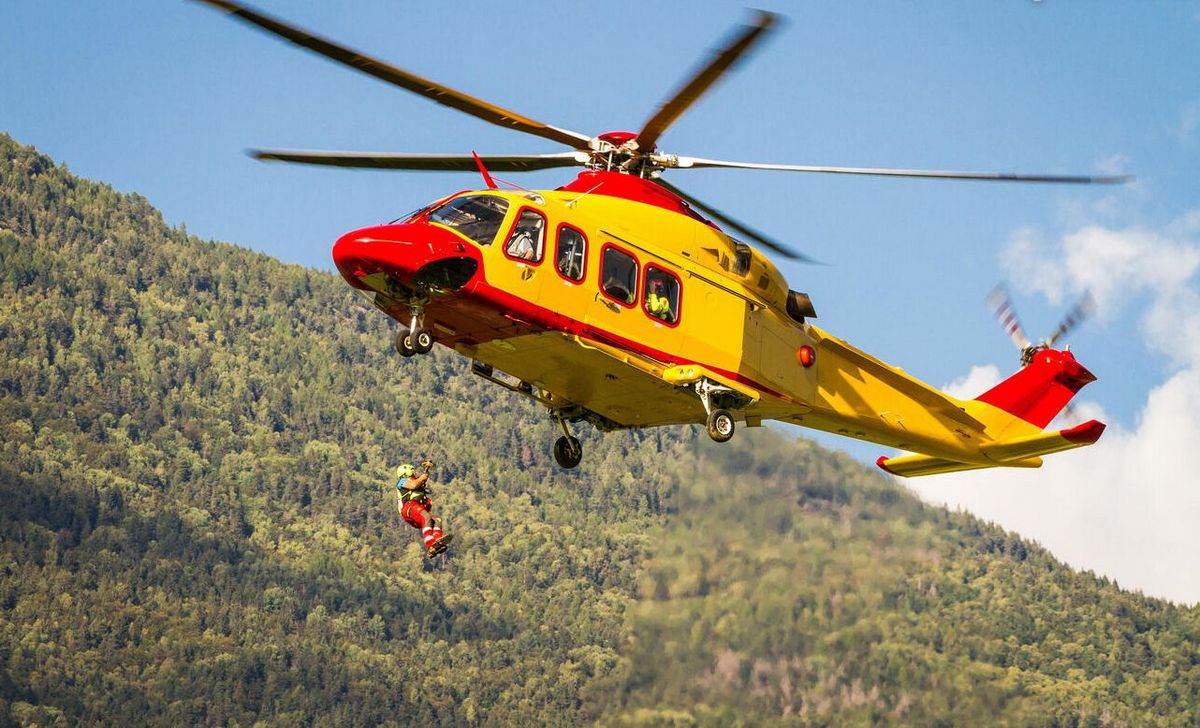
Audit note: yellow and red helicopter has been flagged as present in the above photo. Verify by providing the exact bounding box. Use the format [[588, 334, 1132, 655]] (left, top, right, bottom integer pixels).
[[198, 1, 1127, 475]]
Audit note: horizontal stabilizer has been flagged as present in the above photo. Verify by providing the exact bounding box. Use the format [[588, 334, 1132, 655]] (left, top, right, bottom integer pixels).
[[981, 419, 1105, 462], [877, 419, 1105, 478], [876, 453, 1041, 478]]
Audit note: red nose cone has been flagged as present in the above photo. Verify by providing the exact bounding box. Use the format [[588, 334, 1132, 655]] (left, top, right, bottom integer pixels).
[[332, 222, 482, 292]]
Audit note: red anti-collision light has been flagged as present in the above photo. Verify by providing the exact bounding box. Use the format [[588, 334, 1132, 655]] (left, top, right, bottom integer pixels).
[[797, 345, 816, 367]]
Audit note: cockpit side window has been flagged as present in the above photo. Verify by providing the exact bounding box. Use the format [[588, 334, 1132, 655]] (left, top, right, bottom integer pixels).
[[555, 225, 587, 282], [504, 209, 546, 263], [429, 195, 510, 246], [600, 245, 638, 307]]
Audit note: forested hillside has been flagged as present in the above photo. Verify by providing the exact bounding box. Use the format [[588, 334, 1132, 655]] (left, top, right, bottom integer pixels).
[[1, 133, 1198, 726]]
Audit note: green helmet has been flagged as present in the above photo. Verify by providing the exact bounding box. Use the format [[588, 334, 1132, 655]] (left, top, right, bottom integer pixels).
[[395, 463, 416, 480]]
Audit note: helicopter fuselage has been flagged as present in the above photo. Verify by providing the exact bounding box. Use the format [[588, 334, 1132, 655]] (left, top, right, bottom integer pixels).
[[332, 170, 1098, 469]]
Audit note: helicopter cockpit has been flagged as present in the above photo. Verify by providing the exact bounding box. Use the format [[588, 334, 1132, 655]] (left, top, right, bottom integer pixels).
[[428, 194, 510, 247]]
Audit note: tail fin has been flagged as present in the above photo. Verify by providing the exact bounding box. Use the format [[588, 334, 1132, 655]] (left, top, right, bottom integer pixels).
[[974, 348, 1096, 430], [876, 349, 1105, 478]]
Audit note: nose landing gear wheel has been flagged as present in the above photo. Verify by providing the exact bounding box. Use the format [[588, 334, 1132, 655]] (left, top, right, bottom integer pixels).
[[553, 435, 583, 469], [706, 408, 735, 443], [394, 325, 416, 358], [413, 328, 435, 354]]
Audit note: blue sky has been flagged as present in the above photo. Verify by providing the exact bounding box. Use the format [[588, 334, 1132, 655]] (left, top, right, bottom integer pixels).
[[4, 1, 1199, 600]]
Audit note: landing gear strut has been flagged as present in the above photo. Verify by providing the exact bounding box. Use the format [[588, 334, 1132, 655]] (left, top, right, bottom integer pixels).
[[695, 379, 743, 443], [551, 413, 583, 469], [395, 306, 436, 357]]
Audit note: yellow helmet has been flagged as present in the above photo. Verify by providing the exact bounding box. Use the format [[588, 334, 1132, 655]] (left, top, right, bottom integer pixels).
[[395, 463, 416, 480]]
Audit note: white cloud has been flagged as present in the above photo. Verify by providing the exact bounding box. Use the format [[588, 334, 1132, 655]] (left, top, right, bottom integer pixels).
[[942, 364, 1002, 400], [1175, 99, 1200, 142], [1000, 227, 1065, 305], [1095, 153, 1130, 175], [1004, 221, 1200, 327], [907, 212, 1200, 604]]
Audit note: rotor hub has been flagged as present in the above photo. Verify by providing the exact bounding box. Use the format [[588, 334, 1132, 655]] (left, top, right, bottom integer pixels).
[[587, 131, 670, 177]]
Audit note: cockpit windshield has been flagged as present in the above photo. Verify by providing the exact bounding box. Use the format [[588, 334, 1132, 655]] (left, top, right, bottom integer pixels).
[[428, 195, 510, 246]]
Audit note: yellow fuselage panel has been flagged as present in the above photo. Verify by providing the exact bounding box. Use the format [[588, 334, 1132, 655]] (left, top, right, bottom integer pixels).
[[461, 189, 820, 408], [425, 187, 995, 461]]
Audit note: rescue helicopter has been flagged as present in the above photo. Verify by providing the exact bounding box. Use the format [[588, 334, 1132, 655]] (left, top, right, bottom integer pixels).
[[197, 1, 1128, 476]]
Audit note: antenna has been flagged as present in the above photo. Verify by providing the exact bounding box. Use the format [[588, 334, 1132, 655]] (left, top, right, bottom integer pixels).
[[565, 182, 604, 208], [471, 151, 497, 190]]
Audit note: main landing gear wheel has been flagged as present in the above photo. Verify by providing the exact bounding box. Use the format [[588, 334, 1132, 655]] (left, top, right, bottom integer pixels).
[[553, 435, 583, 469], [394, 325, 416, 358], [413, 328, 435, 354], [706, 408, 735, 443]]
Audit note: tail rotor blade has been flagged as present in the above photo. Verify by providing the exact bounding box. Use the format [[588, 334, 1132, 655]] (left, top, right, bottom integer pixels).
[[1046, 291, 1096, 348], [986, 284, 1032, 351]]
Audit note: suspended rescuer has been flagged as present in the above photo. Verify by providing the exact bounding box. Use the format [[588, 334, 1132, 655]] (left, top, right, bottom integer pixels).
[[395, 460, 453, 557]]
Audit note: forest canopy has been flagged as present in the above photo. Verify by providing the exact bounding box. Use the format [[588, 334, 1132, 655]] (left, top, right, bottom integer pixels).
[[1, 133, 1197, 727]]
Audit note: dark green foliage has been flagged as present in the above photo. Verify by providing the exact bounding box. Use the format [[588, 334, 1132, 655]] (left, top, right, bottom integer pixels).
[[1, 133, 1198, 726], [0, 133, 667, 726], [609, 435, 1200, 726]]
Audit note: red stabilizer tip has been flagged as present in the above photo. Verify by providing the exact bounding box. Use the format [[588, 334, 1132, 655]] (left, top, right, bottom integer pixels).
[[1061, 419, 1106, 444], [876, 455, 899, 475]]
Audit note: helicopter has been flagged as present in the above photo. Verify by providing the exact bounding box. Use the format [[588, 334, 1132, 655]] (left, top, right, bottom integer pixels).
[[196, 0, 1125, 475]]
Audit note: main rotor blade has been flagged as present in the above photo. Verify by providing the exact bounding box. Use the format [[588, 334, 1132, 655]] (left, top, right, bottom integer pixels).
[[670, 156, 1132, 184], [635, 11, 778, 153], [654, 178, 816, 263], [193, 0, 592, 150], [251, 149, 588, 172], [1045, 291, 1095, 348], [986, 284, 1032, 351]]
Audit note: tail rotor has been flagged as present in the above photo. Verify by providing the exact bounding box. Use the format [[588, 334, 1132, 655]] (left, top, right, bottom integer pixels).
[[987, 284, 1094, 367], [986, 284, 1096, 424]]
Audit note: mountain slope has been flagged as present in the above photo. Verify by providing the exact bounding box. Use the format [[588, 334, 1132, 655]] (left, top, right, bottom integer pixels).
[[0, 133, 674, 726], [610, 437, 1200, 726], [1, 134, 1197, 726]]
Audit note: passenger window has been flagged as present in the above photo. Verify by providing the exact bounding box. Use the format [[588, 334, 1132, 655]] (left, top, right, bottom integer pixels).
[[644, 266, 681, 324], [504, 209, 546, 263], [600, 246, 638, 306], [555, 226, 587, 281]]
